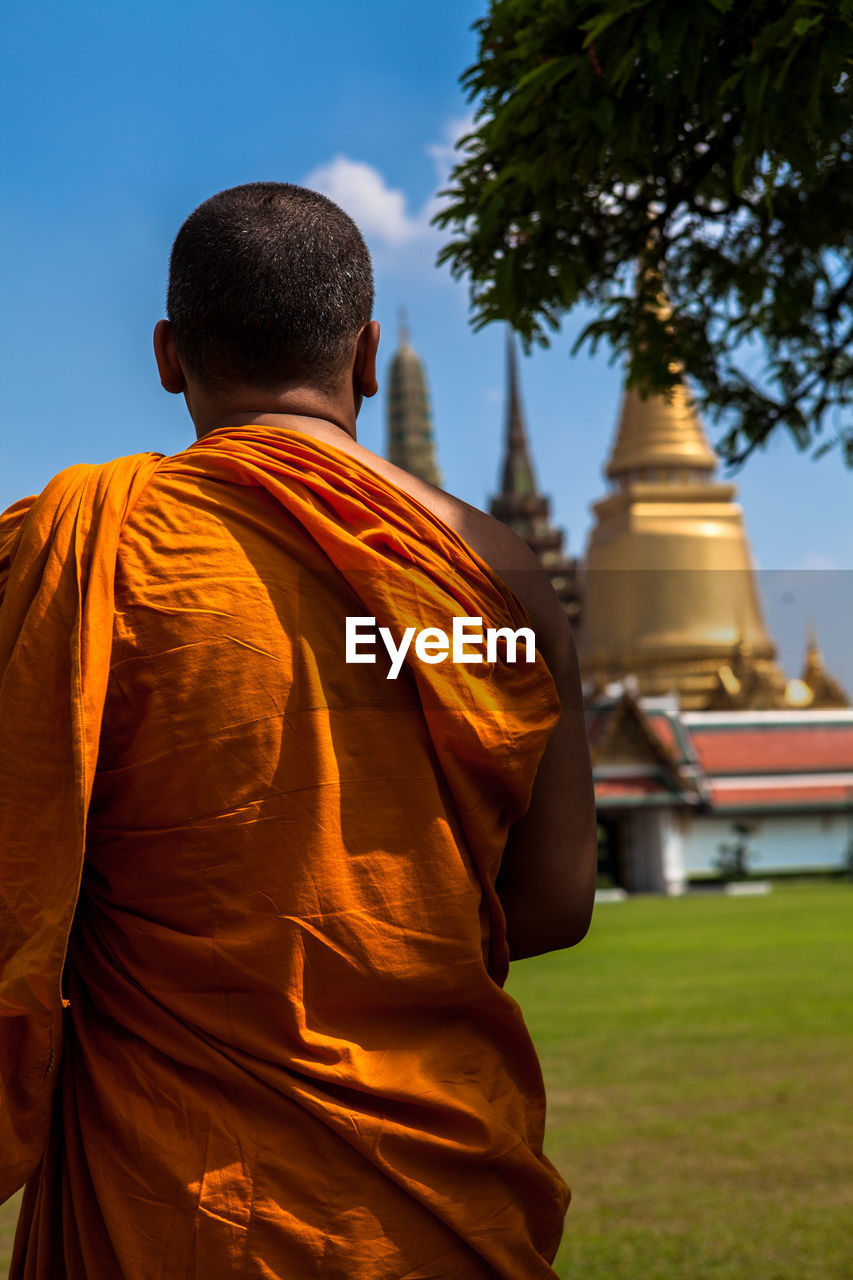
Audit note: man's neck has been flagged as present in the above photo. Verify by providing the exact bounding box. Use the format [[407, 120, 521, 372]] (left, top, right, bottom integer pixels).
[[187, 377, 360, 444], [194, 410, 357, 446]]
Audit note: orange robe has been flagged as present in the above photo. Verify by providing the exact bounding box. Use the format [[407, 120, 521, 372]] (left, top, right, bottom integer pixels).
[[0, 426, 568, 1278]]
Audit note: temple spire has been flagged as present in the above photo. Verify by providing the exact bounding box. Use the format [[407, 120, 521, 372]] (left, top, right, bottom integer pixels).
[[490, 329, 579, 618], [605, 379, 718, 482], [789, 627, 849, 708], [385, 311, 442, 487], [499, 330, 539, 501], [605, 263, 718, 483], [397, 305, 410, 349]]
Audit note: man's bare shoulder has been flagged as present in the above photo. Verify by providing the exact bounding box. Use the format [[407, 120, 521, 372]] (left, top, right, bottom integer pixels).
[[326, 429, 558, 615]]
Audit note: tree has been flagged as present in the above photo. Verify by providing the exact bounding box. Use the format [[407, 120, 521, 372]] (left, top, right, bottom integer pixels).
[[714, 820, 758, 881], [435, 0, 853, 467]]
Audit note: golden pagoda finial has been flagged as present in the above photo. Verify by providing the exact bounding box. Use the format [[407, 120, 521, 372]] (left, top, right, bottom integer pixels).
[[604, 383, 719, 480], [790, 625, 850, 708], [802, 623, 826, 682], [806, 620, 819, 656], [604, 266, 718, 483]]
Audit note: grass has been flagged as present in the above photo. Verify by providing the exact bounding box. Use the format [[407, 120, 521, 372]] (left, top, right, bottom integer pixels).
[[506, 881, 853, 1279], [2, 883, 851, 1278], [0, 1191, 19, 1275]]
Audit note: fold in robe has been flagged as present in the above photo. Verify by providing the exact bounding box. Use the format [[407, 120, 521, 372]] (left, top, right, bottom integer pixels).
[[0, 426, 568, 1278]]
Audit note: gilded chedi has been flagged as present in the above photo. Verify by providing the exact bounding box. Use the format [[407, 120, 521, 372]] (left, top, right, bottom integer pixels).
[[576, 372, 790, 710]]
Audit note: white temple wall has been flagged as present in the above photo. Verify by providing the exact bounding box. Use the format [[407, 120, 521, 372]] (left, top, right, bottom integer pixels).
[[680, 812, 851, 877], [661, 809, 688, 895]]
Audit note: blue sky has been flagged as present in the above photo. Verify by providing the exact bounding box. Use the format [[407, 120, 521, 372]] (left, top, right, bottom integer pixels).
[[2, 0, 851, 687]]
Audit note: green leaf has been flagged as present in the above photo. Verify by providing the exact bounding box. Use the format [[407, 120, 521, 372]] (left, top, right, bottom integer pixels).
[[581, 3, 645, 47], [592, 95, 615, 134], [438, 0, 853, 469], [793, 15, 823, 37]]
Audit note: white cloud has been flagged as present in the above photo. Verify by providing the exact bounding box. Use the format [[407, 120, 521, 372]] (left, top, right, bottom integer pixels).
[[425, 114, 476, 187], [303, 156, 424, 246], [791, 551, 844, 571], [303, 114, 477, 259]]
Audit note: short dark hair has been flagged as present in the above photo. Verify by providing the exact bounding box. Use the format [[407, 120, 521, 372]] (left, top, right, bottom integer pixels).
[[166, 182, 374, 391]]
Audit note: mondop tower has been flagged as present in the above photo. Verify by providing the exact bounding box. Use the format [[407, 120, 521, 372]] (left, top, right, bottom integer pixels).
[[385, 313, 442, 488]]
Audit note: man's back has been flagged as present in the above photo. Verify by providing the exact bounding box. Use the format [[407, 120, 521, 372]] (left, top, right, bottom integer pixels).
[[2, 182, 596, 1279], [8, 427, 569, 1278]]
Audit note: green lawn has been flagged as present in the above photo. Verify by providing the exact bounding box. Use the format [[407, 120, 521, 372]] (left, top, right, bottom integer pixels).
[[507, 881, 853, 1280], [0, 1191, 19, 1276], [2, 883, 851, 1278]]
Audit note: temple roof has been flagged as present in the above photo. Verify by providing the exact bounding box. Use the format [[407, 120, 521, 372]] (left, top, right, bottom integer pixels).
[[684, 710, 853, 777], [589, 687, 853, 813]]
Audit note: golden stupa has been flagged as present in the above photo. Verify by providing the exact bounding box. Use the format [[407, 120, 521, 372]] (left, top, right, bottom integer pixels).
[[577, 360, 789, 710]]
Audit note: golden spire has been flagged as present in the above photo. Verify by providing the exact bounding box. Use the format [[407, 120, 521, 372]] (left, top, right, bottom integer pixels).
[[606, 272, 716, 480], [605, 381, 718, 480], [786, 627, 849, 708]]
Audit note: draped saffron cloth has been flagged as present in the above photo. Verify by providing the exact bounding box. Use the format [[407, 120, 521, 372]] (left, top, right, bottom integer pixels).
[[0, 426, 568, 1279]]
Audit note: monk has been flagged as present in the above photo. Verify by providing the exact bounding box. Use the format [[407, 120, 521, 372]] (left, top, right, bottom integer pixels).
[[0, 183, 596, 1278]]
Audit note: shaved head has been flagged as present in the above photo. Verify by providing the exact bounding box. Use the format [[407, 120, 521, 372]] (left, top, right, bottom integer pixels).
[[166, 182, 374, 393]]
